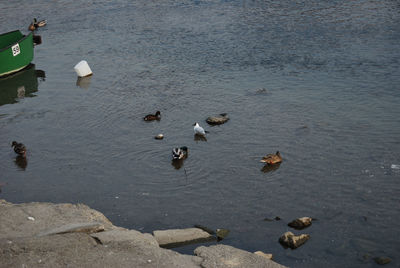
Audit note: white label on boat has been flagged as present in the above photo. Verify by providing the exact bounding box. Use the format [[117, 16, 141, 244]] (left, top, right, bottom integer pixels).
[[12, 44, 20, 56]]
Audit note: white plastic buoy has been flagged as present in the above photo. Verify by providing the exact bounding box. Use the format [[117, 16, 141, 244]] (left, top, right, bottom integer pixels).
[[74, 60, 93, 77]]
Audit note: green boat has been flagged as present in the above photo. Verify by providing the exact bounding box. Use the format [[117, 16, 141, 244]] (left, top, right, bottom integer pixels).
[[0, 30, 41, 77]]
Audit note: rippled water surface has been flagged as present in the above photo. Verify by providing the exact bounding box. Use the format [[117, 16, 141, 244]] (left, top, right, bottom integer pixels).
[[1, 1, 399, 267]]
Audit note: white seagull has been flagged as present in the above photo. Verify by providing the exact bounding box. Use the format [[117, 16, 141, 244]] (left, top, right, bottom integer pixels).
[[193, 122, 206, 136]]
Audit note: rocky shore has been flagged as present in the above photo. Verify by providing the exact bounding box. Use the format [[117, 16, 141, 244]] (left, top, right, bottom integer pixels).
[[0, 200, 286, 268]]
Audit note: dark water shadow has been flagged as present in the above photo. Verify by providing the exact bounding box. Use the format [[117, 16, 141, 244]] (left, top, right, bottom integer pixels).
[[261, 162, 281, 173], [14, 155, 28, 170], [194, 134, 207, 142], [0, 64, 45, 106], [171, 159, 185, 170], [76, 76, 92, 89]]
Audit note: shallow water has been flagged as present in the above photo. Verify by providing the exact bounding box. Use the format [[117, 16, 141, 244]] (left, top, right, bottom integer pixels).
[[1, 0, 400, 267]]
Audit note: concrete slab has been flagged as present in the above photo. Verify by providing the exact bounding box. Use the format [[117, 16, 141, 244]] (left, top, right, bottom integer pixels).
[[153, 228, 214, 247]]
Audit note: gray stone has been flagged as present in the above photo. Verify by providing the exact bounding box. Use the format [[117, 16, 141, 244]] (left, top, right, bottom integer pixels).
[[91, 228, 158, 247], [0, 233, 201, 268], [279, 231, 310, 249], [288, 217, 313, 230], [206, 114, 230, 125], [37, 222, 104, 236], [154, 228, 214, 247], [195, 245, 287, 268], [0, 199, 113, 239], [0, 200, 287, 268]]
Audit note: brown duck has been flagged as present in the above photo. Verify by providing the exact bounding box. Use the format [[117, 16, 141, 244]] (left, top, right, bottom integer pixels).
[[28, 18, 47, 31], [143, 111, 161, 121], [12, 141, 27, 157], [260, 151, 282, 164]]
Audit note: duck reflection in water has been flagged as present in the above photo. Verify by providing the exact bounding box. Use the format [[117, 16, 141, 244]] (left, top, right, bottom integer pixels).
[[194, 134, 207, 142], [171, 159, 185, 170], [261, 162, 281, 173], [14, 155, 28, 170]]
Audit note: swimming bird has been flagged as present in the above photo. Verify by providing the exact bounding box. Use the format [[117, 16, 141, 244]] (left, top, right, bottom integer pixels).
[[172, 146, 188, 160], [260, 151, 282, 164], [28, 18, 47, 31], [11, 141, 27, 157], [193, 122, 206, 136], [143, 111, 161, 121]]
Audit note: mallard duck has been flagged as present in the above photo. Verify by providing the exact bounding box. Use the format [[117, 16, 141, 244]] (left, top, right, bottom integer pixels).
[[260, 151, 282, 164], [11, 141, 26, 157], [193, 122, 206, 136], [143, 111, 161, 121], [28, 18, 47, 31], [172, 146, 188, 160]]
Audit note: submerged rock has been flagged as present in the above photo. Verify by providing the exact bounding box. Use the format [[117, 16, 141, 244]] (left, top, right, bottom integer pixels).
[[206, 113, 229, 125], [288, 217, 313, 230], [216, 228, 230, 240], [263, 216, 281, 222], [374, 257, 391, 265], [279, 231, 310, 249]]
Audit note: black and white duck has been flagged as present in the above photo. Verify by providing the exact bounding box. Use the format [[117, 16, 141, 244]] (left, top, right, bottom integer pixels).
[[172, 146, 188, 160]]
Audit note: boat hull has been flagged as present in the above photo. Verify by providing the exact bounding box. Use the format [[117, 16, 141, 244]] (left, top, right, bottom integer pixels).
[[0, 31, 34, 77]]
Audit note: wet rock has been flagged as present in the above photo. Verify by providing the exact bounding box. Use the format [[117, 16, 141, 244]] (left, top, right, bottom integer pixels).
[[288, 217, 313, 230], [216, 228, 230, 240], [153, 228, 214, 248], [279, 231, 310, 249], [254, 251, 273, 260], [374, 257, 391, 265], [206, 113, 229, 125]]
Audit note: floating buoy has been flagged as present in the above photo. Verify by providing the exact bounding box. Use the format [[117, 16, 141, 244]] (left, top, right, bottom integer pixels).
[[74, 60, 93, 77]]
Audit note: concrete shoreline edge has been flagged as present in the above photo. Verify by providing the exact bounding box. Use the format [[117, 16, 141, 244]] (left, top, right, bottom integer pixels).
[[0, 199, 287, 268]]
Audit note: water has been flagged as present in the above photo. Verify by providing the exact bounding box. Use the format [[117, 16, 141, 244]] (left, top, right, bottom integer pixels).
[[1, 0, 399, 267]]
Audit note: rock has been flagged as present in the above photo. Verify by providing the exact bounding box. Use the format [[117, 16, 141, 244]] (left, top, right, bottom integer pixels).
[[206, 113, 229, 125], [91, 228, 159, 247], [195, 244, 287, 268], [216, 228, 230, 240], [155, 134, 164, 140], [153, 228, 214, 248], [374, 257, 391, 265], [37, 222, 105, 237], [279, 231, 310, 249], [0, 201, 113, 239], [254, 251, 273, 260], [288, 217, 312, 230]]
